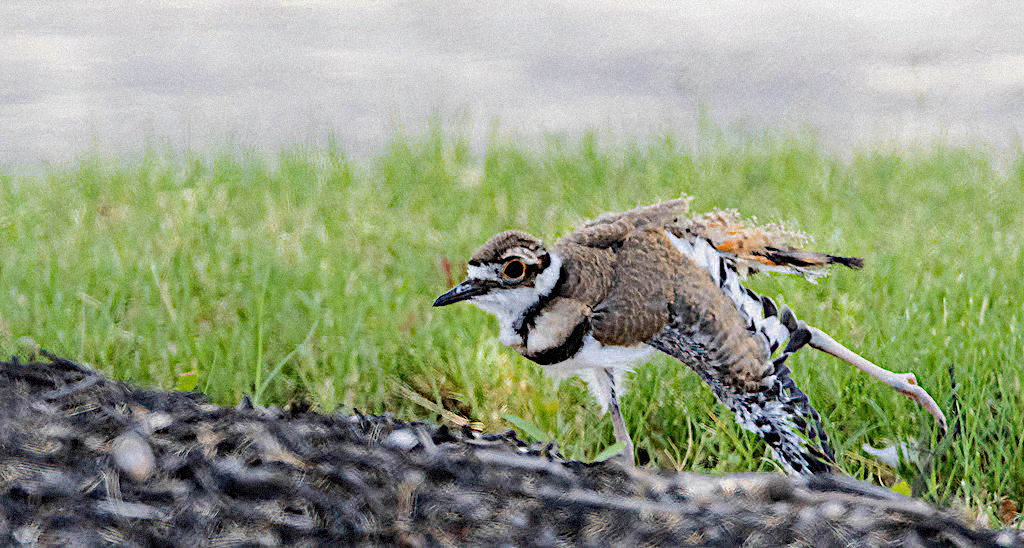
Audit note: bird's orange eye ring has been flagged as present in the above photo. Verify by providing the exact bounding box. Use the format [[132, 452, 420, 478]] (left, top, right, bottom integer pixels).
[[502, 259, 526, 281]]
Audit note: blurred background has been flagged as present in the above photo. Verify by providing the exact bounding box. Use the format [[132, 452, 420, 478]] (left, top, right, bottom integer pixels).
[[2, 0, 1023, 165]]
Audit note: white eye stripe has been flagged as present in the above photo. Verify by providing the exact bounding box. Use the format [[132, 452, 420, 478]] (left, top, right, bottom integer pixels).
[[500, 248, 543, 264], [467, 264, 502, 281], [468, 260, 530, 282]]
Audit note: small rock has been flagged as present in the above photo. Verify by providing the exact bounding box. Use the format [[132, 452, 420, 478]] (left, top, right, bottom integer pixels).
[[111, 432, 156, 482], [383, 429, 420, 451]]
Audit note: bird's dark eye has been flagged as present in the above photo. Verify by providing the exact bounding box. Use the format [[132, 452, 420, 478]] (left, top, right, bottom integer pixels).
[[502, 259, 526, 281]]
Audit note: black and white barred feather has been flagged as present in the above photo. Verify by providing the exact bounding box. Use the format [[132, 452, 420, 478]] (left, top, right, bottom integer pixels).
[[655, 232, 839, 474]]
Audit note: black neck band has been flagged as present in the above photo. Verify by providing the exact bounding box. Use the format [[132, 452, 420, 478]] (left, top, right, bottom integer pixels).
[[513, 263, 566, 341]]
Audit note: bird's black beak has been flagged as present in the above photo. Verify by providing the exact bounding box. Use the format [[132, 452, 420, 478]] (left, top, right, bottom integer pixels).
[[433, 279, 489, 307]]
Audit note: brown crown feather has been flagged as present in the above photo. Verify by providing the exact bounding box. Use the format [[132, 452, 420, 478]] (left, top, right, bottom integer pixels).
[[470, 230, 546, 265]]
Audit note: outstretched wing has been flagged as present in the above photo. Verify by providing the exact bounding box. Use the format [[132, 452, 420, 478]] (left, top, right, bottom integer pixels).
[[568, 199, 860, 473], [648, 321, 834, 475], [651, 231, 836, 475], [669, 210, 948, 434]]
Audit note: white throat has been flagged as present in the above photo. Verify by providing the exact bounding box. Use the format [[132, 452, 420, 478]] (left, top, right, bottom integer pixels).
[[470, 252, 563, 347]]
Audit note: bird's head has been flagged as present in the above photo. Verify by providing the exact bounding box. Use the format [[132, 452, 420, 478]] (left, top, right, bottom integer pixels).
[[433, 231, 560, 319]]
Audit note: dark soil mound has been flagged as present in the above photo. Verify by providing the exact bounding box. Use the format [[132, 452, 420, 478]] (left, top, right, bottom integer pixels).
[[0, 354, 1019, 547]]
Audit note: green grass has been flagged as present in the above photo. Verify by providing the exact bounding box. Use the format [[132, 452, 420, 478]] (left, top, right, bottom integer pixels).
[[1, 127, 1022, 524]]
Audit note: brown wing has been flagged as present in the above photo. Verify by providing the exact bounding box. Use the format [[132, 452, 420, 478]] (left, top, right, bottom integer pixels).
[[588, 229, 682, 348], [565, 198, 861, 275], [551, 242, 616, 307], [646, 229, 773, 390], [563, 197, 692, 249]]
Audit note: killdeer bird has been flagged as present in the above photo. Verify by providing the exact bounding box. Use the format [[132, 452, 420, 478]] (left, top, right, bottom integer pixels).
[[434, 198, 947, 474]]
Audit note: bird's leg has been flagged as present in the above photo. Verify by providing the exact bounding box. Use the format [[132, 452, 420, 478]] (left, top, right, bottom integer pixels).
[[605, 369, 635, 466], [806, 326, 948, 432]]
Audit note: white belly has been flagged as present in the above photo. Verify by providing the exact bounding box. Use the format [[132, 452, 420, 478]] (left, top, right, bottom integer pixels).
[[541, 335, 655, 414], [543, 335, 654, 374]]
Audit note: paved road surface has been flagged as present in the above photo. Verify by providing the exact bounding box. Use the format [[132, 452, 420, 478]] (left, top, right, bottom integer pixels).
[[2, 0, 1022, 164]]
